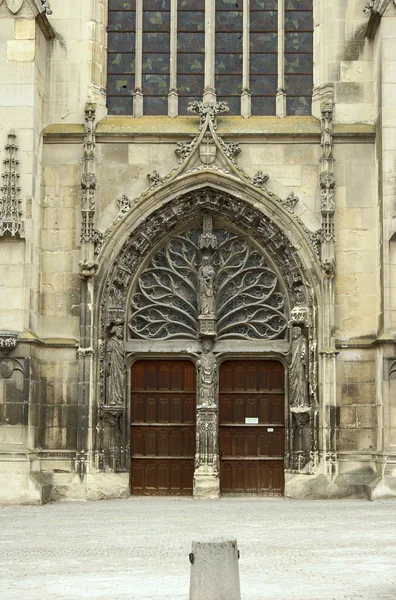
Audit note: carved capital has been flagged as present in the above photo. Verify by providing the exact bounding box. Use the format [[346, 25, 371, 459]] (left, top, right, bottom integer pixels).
[[79, 259, 98, 280], [99, 404, 124, 427]]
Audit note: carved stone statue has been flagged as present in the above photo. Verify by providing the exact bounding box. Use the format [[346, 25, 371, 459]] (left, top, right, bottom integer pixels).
[[105, 324, 125, 406], [197, 340, 217, 408], [198, 255, 216, 317], [289, 326, 309, 409]]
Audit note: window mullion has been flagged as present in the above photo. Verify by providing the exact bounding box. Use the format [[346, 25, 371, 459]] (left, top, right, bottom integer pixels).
[[276, 0, 286, 118], [241, 0, 251, 118], [133, 0, 144, 117], [204, 0, 216, 104], [169, 0, 178, 117]]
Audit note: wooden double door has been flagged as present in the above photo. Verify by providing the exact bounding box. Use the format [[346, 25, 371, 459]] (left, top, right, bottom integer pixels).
[[130, 359, 285, 496]]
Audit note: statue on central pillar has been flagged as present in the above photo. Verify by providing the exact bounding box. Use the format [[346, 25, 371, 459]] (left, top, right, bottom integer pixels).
[[197, 339, 217, 408], [198, 255, 216, 318]]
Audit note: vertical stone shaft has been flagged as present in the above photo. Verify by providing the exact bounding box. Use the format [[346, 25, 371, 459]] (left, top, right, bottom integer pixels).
[[319, 100, 337, 479]]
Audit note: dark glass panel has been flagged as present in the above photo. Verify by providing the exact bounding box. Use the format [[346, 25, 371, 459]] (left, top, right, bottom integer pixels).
[[216, 0, 241, 8], [250, 53, 277, 74], [108, 11, 135, 31], [107, 75, 135, 95], [178, 74, 205, 96], [285, 74, 313, 95], [250, 0, 277, 7], [215, 53, 243, 74], [285, 11, 313, 31], [142, 32, 170, 52], [143, 11, 170, 32], [142, 53, 170, 73], [143, 74, 170, 95], [144, 0, 170, 9], [215, 74, 242, 96], [250, 32, 278, 53], [251, 96, 276, 116], [109, 0, 135, 9], [250, 75, 277, 96], [108, 53, 135, 74], [107, 32, 135, 53], [250, 10, 278, 32], [285, 53, 312, 74], [217, 96, 241, 114], [178, 0, 205, 9], [287, 96, 311, 115], [215, 11, 243, 32], [216, 32, 243, 53], [107, 96, 133, 115], [286, 0, 312, 9], [177, 32, 205, 52], [143, 96, 168, 114], [178, 12, 205, 31], [178, 54, 204, 73], [285, 32, 312, 52]]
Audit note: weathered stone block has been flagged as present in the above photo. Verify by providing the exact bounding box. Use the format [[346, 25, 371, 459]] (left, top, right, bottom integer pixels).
[[7, 40, 35, 61]]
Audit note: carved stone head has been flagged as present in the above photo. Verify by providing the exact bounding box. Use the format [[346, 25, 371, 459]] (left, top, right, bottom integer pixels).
[[202, 339, 213, 354], [291, 326, 302, 340]]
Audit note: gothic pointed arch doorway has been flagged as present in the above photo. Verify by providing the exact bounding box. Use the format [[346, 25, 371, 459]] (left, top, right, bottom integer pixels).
[[98, 187, 320, 498]]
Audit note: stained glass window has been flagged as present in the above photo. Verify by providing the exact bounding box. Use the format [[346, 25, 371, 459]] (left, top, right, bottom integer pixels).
[[107, 0, 136, 115], [177, 0, 205, 115], [215, 0, 243, 115], [250, 0, 278, 116], [143, 0, 171, 115], [285, 0, 313, 115], [107, 0, 313, 117]]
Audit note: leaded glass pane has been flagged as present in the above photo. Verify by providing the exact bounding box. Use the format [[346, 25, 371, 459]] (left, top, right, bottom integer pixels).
[[285, 31, 312, 53], [285, 74, 313, 95], [178, 11, 205, 31], [285, 53, 313, 74], [107, 96, 133, 115], [215, 11, 243, 32], [178, 0, 205, 9], [143, 96, 168, 114], [250, 32, 278, 53], [215, 75, 243, 96], [108, 32, 135, 53], [250, 75, 277, 96], [143, 53, 170, 73], [108, 53, 135, 74], [142, 32, 170, 53], [217, 96, 241, 114], [143, 74, 170, 95], [251, 96, 276, 116], [177, 33, 205, 53], [287, 96, 311, 115], [216, 54, 243, 74], [143, 11, 170, 31], [250, 0, 277, 8], [178, 74, 205, 96], [250, 10, 278, 31], [250, 53, 277, 74], [178, 54, 205, 74], [108, 11, 136, 31], [144, 0, 170, 9], [285, 11, 313, 30], [286, 0, 312, 9], [107, 75, 135, 95], [109, 0, 135, 8]]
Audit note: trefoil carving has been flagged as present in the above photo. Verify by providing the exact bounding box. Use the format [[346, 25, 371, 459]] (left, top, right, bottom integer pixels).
[[0, 131, 24, 238]]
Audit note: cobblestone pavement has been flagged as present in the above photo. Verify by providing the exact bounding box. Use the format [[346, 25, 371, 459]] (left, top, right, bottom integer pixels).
[[0, 497, 396, 600]]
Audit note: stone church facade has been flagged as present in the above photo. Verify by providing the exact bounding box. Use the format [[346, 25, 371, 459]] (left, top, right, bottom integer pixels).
[[0, 0, 396, 504]]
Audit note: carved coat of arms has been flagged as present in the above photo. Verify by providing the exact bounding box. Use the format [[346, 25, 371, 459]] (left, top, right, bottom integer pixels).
[[199, 137, 217, 165]]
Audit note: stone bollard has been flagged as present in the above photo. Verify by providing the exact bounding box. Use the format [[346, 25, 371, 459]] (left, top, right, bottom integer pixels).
[[188, 536, 241, 600]]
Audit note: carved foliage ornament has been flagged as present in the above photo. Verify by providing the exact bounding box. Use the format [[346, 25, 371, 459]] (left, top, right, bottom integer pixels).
[[0, 131, 23, 238]]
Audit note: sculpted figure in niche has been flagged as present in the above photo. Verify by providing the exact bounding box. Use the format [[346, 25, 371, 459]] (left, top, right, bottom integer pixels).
[[197, 340, 217, 408], [198, 255, 216, 317], [106, 325, 126, 406], [289, 326, 309, 409]]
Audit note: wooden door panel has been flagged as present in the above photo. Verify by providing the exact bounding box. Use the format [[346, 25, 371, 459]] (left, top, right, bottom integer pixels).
[[219, 360, 285, 496], [131, 360, 196, 496]]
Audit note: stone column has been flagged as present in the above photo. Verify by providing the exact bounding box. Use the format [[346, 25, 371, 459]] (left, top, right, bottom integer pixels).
[[194, 215, 220, 499], [241, 0, 251, 118], [203, 0, 216, 104], [276, 0, 286, 117], [319, 100, 338, 481]]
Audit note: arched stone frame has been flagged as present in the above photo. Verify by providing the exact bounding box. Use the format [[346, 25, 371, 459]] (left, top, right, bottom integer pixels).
[[91, 173, 324, 495]]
